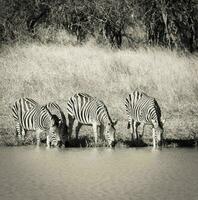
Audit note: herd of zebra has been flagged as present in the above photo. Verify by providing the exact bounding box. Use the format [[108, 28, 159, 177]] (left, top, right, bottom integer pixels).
[[11, 91, 165, 148]]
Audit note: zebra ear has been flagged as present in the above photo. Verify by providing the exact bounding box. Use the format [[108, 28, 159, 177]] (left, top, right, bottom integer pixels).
[[51, 118, 56, 126], [58, 119, 62, 127], [161, 118, 166, 125], [112, 119, 118, 126], [44, 105, 53, 118], [151, 119, 158, 128]]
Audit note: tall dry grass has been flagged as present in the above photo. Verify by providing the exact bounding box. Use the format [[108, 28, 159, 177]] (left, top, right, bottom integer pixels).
[[0, 42, 198, 145]]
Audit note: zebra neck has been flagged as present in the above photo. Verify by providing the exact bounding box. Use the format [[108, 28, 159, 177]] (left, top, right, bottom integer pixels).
[[38, 109, 51, 130], [151, 118, 160, 129], [100, 113, 113, 126], [98, 109, 112, 125]]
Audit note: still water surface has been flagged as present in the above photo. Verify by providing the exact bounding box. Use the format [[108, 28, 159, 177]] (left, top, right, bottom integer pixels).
[[0, 147, 198, 200]]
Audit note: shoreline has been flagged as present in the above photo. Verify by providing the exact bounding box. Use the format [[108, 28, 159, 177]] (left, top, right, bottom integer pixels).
[[0, 129, 197, 148]]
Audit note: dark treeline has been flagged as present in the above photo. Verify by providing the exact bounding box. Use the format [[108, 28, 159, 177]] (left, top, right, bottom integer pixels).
[[0, 0, 197, 51]]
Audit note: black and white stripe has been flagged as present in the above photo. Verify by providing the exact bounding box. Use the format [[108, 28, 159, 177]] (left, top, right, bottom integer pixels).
[[46, 102, 68, 146], [67, 93, 117, 146], [12, 98, 61, 147], [12, 98, 38, 139], [125, 90, 164, 147]]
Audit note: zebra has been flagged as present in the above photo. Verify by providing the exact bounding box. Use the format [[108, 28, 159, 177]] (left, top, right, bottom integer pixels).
[[12, 98, 62, 147], [125, 90, 165, 147], [67, 93, 117, 147], [46, 102, 68, 146]]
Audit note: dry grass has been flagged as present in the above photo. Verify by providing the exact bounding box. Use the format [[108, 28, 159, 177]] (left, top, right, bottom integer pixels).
[[0, 42, 198, 145]]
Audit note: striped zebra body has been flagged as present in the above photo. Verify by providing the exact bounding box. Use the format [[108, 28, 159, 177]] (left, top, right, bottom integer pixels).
[[67, 93, 117, 147], [12, 98, 37, 122], [12, 98, 38, 139], [125, 90, 164, 147], [12, 98, 61, 147]]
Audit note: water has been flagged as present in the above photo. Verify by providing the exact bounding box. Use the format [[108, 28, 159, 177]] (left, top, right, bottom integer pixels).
[[0, 147, 198, 200]]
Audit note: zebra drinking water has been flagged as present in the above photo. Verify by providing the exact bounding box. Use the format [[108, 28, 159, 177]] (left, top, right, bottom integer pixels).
[[67, 93, 117, 147], [125, 90, 165, 147], [12, 98, 62, 147], [46, 102, 68, 146]]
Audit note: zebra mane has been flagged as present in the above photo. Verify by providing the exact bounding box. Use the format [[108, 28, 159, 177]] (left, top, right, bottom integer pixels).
[[102, 103, 114, 125], [153, 99, 163, 128]]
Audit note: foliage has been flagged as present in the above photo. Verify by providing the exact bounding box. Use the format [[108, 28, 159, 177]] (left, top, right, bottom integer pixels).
[[137, 0, 198, 51], [0, 0, 197, 51]]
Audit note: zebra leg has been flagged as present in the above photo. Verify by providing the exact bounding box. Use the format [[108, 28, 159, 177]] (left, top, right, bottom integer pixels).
[[21, 129, 26, 141], [75, 122, 82, 140], [152, 128, 156, 148], [68, 114, 75, 140], [139, 123, 145, 139], [15, 122, 22, 139], [93, 123, 98, 146], [36, 130, 42, 147], [46, 135, 50, 148], [130, 119, 134, 141], [133, 121, 138, 141], [136, 122, 141, 141]]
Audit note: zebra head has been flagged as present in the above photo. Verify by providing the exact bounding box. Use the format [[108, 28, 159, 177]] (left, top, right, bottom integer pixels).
[[44, 106, 62, 147], [105, 120, 118, 147], [155, 126, 163, 146], [49, 131, 62, 147], [50, 115, 62, 147], [152, 118, 165, 146]]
